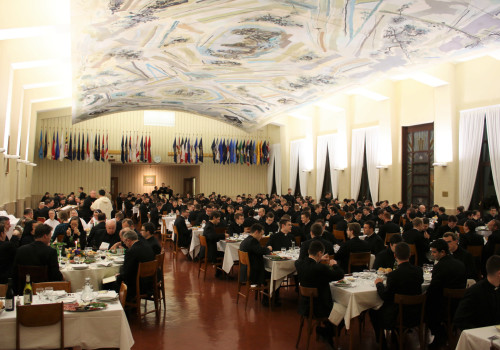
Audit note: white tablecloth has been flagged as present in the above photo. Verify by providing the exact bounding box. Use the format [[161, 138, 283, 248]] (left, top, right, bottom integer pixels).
[[61, 263, 121, 292], [456, 326, 500, 350], [160, 216, 176, 233], [0, 297, 134, 350], [217, 240, 242, 273], [189, 228, 204, 259], [264, 257, 297, 297]]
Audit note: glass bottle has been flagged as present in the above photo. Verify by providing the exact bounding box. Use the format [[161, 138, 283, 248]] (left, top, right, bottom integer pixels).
[[5, 278, 15, 311], [23, 274, 33, 305], [81, 277, 94, 303]]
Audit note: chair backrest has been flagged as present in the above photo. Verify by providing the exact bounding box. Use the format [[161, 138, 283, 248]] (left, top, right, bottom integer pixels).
[[348, 252, 371, 273], [119, 282, 127, 308], [163, 211, 168, 215], [135, 259, 159, 297], [32, 281, 71, 294], [333, 230, 346, 242], [394, 293, 427, 327], [16, 303, 64, 350], [457, 225, 465, 234], [238, 250, 251, 279], [292, 223, 299, 227], [156, 252, 165, 272], [173, 225, 179, 235], [161, 219, 167, 234], [215, 227, 226, 235], [0, 283, 6, 298], [299, 285, 319, 320], [294, 236, 301, 247], [199, 234, 208, 248], [443, 288, 466, 300], [408, 244, 418, 266], [466, 245, 482, 258], [37, 217, 46, 223], [18, 265, 48, 293], [385, 232, 397, 245], [259, 236, 270, 248]]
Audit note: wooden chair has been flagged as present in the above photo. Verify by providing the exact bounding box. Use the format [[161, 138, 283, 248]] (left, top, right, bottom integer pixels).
[[259, 236, 270, 248], [119, 282, 127, 308], [156, 252, 166, 310], [172, 225, 180, 256], [16, 303, 64, 350], [348, 252, 371, 273], [0, 284, 6, 297], [236, 250, 270, 310], [443, 288, 466, 348], [295, 236, 301, 248], [457, 225, 465, 234], [333, 230, 346, 242], [296, 286, 338, 350], [198, 235, 223, 280], [36, 217, 46, 223], [161, 218, 174, 252], [380, 293, 427, 350], [408, 244, 418, 266], [17, 265, 48, 293], [384, 232, 398, 245], [33, 281, 71, 294], [125, 259, 160, 318], [338, 210, 346, 217]]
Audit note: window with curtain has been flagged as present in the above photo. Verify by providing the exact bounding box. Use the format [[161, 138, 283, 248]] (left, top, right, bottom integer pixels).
[[271, 163, 277, 195], [469, 120, 498, 210], [358, 146, 372, 202], [294, 163, 301, 197], [321, 147, 332, 200]]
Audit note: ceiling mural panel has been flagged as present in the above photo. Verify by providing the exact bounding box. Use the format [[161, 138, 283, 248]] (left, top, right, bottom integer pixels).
[[71, 0, 500, 130]]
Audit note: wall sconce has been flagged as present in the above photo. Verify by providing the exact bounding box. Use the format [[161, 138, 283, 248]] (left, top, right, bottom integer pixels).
[[376, 165, 388, 169], [432, 162, 448, 167], [4, 154, 20, 159], [334, 168, 345, 171], [28, 163, 37, 167]]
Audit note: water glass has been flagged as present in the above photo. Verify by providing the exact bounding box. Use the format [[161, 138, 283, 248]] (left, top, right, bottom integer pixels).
[[45, 287, 54, 302], [291, 242, 296, 250], [281, 247, 286, 254], [233, 233, 238, 239], [74, 256, 81, 264], [36, 288, 45, 302]]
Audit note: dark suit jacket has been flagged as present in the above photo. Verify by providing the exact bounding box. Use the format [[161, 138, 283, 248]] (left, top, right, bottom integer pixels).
[[117, 240, 155, 298], [91, 230, 121, 250], [262, 222, 278, 236], [335, 237, 371, 272], [327, 214, 344, 231], [13, 241, 63, 290], [378, 222, 400, 242], [402, 228, 429, 266], [436, 225, 459, 240], [375, 262, 423, 327], [364, 234, 384, 255], [299, 237, 334, 260], [62, 228, 87, 250], [335, 219, 348, 234], [482, 230, 500, 275], [196, 212, 209, 226], [268, 232, 294, 251], [203, 221, 225, 262], [451, 247, 476, 280], [301, 221, 313, 241], [174, 216, 191, 248], [227, 222, 244, 236], [149, 208, 160, 229], [373, 247, 396, 270], [459, 231, 484, 249], [0, 236, 20, 283], [37, 207, 50, 220], [87, 221, 106, 247], [454, 279, 500, 330], [145, 236, 162, 255], [139, 203, 149, 224], [79, 197, 95, 221], [239, 236, 270, 285], [295, 257, 344, 317]]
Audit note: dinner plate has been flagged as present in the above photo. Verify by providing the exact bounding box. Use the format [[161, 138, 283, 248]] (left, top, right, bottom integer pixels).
[[60, 297, 77, 304], [64, 302, 108, 312], [71, 263, 89, 270]]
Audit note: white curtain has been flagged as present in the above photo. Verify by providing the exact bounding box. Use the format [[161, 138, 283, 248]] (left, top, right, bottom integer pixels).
[[458, 110, 485, 208], [486, 108, 500, 203], [316, 136, 329, 201], [298, 142, 308, 196], [267, 144, 281, 195], [289, 140, 301, 195], [365, 127, 380, 204], [327, 137, 339, 199], [351, 129, 366, 200]]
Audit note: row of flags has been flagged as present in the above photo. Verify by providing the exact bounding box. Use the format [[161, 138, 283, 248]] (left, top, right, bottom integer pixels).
[[211, 139, 270, 165], [120, 134, 152, 164], [173, 137, 204, 164], [38, 130, 109, 162]]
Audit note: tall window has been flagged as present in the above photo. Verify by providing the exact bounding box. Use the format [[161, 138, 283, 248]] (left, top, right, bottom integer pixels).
[[321, 147, 333, 200], [470, 120, 498, 210], [294, 163, 301, 197], [271, 163, 277, 195], [402, 123, 434, 207], [357, 147, 371, 202]]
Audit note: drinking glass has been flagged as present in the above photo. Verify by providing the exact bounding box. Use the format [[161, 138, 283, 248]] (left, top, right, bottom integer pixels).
[[281, 247, 286, 254], [44, 287, 54, 302], [291, 242, 296, 250], [233, 233, 238, 239], [74, 256, 81, 264], [36, 288, 45, 303]]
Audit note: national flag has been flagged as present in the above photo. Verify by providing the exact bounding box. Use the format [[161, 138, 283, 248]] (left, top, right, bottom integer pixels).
[[176, 137, 181, 160], [211, 139, 216, 163], [96, 134, 100, 161], [180, 138, 185, 163], [186, 138, 191, 164], [59, 130, 65, 161], [81, 132, 85, 161], [147, 135, 152, 163], [128, 135, 132, 162], [219, 139, 224, 165], [68, 132, 73, 161], [55, 132, 60, 160], [215, 139, 220, 163], [253, 141, 257, 165], [64, 132, 69, 160], [101, 134, 105, 161], [120, 135, 124, 163], [140, 136, 144, 162], [124, 135, 128, 163], [71, 133, 76, 160], [93, 134, 97, 160], [105, 134, 109, 161], [199, 138, 203, 163], [135, 135, 139, 163], [38, 130, 44, 159], [194, 138, 198, 164], [43, 131, 48, 158], [76, 133, 81, 161], [173, 138, 177, 163], [50, 131, 55, 160]]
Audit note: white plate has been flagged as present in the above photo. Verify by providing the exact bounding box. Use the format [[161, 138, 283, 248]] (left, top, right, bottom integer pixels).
[[71, 264, 89, 270], [59, 297, 77, 304]]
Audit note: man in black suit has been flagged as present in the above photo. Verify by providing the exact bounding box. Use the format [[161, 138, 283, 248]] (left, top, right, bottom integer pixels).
[[149, 202, 162, 230], [459, 220, 483, 249], [454, 255, 500, 331], [79, 190, 97, 222], [326, 205, 344, 232], [362, 207, 376, 223], [0, 222, 21, 283], [87, 212, 106, 247], [140, 223, 162, 255], [243, 209, 258, 232], [295, 240, 344, 346], [435, 215, 459, 240], [335, 212, 352, 241], [268, 218, 295, 251], [378, 212, 400, 243], [227, 213, 245, 236], [443, 232, 476, 280], [370, 242, 424, 346], [416, 205, 427, 218], [426, 239, 467, 348], [373, 234, 402, 270], [115, 230, 155, 299], [299, 223, 334, 260], [196, 205, 212, 226], [174, 208, 192, 248], [335, 222, 371, 272], [139, 197, 150, 225], [13, 224, 63, 292], [283, 188, 294, 204], [300, 212, 313, 241], [202, 211, 227, 278], [364, 220, 384, 255], [481, 219, 500, 275], [402, 217, 430, 266], [90, 220, 121, 250], [484, 207, 499, 224], [262, 212, 278, 236]]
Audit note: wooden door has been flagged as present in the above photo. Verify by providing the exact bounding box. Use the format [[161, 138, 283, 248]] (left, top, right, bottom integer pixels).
[[110, 177, 118, 201], [183, 177, 194, 197]]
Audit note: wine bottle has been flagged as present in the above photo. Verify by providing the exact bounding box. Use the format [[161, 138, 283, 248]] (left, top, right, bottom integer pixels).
[[5, 278, 15, 311], [23, 274, 33, 305]]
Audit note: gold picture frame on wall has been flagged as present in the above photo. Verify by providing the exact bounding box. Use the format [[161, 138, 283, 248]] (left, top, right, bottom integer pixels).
[[143, 175, 156, 186]]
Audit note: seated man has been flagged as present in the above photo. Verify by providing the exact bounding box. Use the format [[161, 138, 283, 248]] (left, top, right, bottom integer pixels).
[[378, 212, 401, 243], [140, 223, 162, 255], [295, 241, 344, 347], [0, 222, 21, 284], [268, 218, 294, 252], [90, 220, 121, 250], [87, 212, 106, 245], [227, 213, 244, 236], [262, 212, 278, 236], [373, 234, 402, 270], [426, 239, 467, 348], [13, 224, 63, 292], [63, 216, 87, 249], [202, 211, 228, 278], [370, 242, 423, 346], [299, 223, 334, 260], [364, 220, 384, 255], [435, 215, 459, 240], [402, 217, 430, 266], [454, 255, 500, 330], [243, 209, 258, 232], [174, 208, 192, 248], [481, 219, 500, 275], [443, 232, 476, 280], [459, 220, 483, 249], [115, 230, 156, 300], [239, 224, 273, 305], [334, 223, 371, 272]]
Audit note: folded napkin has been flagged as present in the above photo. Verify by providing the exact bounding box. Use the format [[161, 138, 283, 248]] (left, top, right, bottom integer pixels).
[[96, 261, 113, 267], [53, 290, 67, 297], [96, 290, 118, 300]]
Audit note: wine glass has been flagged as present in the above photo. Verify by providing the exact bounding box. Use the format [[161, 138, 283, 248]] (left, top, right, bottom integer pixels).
[[44, 287, 54, 302], [36, 288, 45, 303]]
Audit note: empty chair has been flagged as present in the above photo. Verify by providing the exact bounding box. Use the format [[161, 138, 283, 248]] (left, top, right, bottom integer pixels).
[[32, 281, 71, 293]]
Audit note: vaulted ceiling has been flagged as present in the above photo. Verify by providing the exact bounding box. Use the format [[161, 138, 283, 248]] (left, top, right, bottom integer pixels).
[[70, 0, 500, 130]]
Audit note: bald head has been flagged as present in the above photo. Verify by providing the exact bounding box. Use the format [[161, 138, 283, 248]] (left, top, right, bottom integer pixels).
[[90, 190, 97, 198], [106, 220, 116, 235]]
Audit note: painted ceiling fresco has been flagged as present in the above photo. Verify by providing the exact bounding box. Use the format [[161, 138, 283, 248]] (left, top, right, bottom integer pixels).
[[71, 0, 500, 130]]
